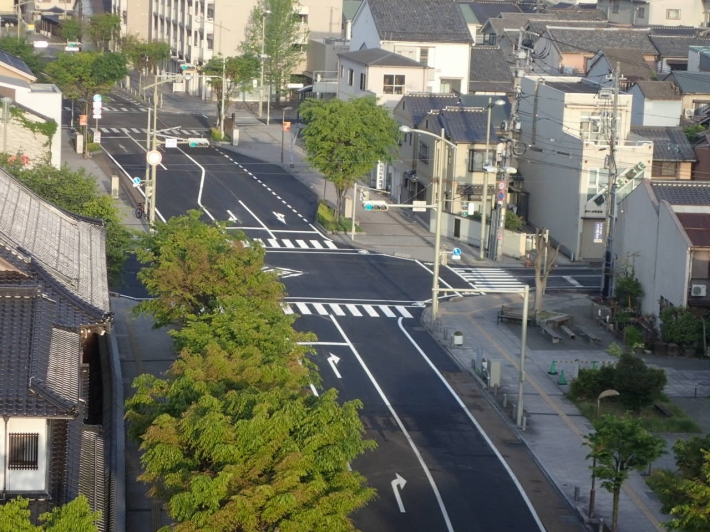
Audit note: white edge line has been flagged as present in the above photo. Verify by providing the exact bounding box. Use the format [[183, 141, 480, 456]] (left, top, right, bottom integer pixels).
[[414, 260, 463, 298], [330, 315, 454, 532], [238, 200, 275, 239], [309, 222, 332, 240], [396, 318, 546, 532], [297, 341, 350, 346], [177, 146, 214, 221]]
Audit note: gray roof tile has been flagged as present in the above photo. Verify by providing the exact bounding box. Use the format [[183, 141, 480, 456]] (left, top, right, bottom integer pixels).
[[399, 93, 460, 126], [594, 47, 654, 82], [0, 50, 34, 79], [630, 126, 696, 162], [469, 45, 514, 92], [433, 108, 495, 143], [368, 0, 472, 43], [668, 71, 710, 94], [650, 35, 710, 59], [633, 80, 680, 100], [547, 27, 657, 55], [338, 48, 425, 67], [465, 2, 520, 24], [651, 181, 710, 205]]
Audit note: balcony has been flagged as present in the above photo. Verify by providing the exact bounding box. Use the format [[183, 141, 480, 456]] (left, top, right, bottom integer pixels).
[[192, 14, 213, 33]]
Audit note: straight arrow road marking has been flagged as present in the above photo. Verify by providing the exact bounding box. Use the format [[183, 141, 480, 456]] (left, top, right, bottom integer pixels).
[[327, 353, 342, 379], [274, 212, 286, 224], [391, 474, 407, 513]]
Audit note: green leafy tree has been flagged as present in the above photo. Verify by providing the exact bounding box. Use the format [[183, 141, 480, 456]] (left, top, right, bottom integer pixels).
[[300, 96, 399, 219], [664, 450, 710, 531], [122, 37, 171, 92], [613, 353, 666, 413], [660, 307, 703, 350], [0, 37, 44, 78], [203, 54, 260, 130], [59, 18, 84, 43], [134, 210, 283, 328], [0, 495, 100, 531], [86, 13, 120, 52], [585, 415, 665, 532], [242, 0, 308, 102]]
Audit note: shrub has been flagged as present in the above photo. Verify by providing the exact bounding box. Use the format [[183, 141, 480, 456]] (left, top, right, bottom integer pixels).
[[614, 353, 666, 413], [624, 325, 644, 348], [87, 142, 102, 152], [504, 210, 523, 232], [210, 127, 223, 141], [606, 342, 624, 357], [568, 365, 616, 401], [660, 307, 703, 348], [615, 270, 644, 310]]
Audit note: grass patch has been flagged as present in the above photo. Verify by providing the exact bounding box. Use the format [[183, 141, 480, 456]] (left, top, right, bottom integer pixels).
[[571, 397, 701, 434], [317, 201, 360, 233]]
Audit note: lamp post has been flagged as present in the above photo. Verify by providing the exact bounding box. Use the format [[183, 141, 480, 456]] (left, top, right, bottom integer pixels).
[[589, 389, 620, 519], [258, 9, 270, 119], [480, 98, 506, 259], [399, 125, 456, 320], [16, 0, 32, 40], [280, 106, 293, 163], [2, 96, 12, 154]]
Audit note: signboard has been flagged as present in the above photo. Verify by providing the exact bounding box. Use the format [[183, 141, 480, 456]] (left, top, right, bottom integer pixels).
[[497, 181, 506, 191], [593, 221, 605, 243], [79, 114, 87, 126], [93, 94, 102, 103], [497, 191, 505, 201], [165, 137, 178, 149], [283, 121, 291, 132], [412, 200, 427, 212], [93, 100, 102, 109], [451, 248, 462, 261], [132, 177, 141, 188], [146, 150, 163, 166], [93, 130, 101, 144], [92, 112, 102, 119]]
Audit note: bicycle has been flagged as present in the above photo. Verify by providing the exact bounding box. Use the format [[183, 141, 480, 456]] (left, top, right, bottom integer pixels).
[[134, 202, 144, 219]]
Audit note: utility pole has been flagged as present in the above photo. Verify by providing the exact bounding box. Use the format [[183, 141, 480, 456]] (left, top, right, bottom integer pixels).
[[258, 10, 270, 118], [602, 62, 620, 299]]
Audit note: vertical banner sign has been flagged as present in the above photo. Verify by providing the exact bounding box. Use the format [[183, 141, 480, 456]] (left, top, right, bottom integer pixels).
[[374, 161, 385, 190], [79, 115, 88, 126], [593, 221, 605, 243], [283, 121, 291, 132]]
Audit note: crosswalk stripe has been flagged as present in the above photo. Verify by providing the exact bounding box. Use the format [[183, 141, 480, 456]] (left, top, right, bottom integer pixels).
[[254, 238, 264, 246], [380, 306, 396, 318], [324, 240, 337, 249], [111, 128, 120, 133], [295, 302, 311, 315], [282, 304, 294, 315], [121, 128, 129, 133], [345, 304, 362, 317], [131, 128, 141, 133], [64, 106, 71, 111], [190, 130, 202, 135], [268, 238, 280, 247], [395, 306, 413, 318], [101, 127, 109, 132], [313, 303, 329, 315], [310, 240, 324, 249], [282, 239, 295, 248], [329, 304, 345, 316], [362, 304, 379, 317], [296, 239, 309, 248]]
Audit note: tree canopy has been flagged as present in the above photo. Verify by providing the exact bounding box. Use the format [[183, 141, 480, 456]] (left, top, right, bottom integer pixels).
[[59, 18, 84, 43], [86, 14, 121, 52], [203, 54, 260, 129], [0, 37, 44, 78], [0, 495, 100, 531], [300, 96, 399, 218]]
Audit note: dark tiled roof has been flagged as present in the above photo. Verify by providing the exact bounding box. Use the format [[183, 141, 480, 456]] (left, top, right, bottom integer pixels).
[[338, 48, 425, 67], [465, 2, 520, 23], [0, 50, 34, 78], [469, 45, 514, 92], [399, 93, 460, 126], [650, 35, 710, 59], [651, 181, 710, 205], [596, 47, 654, 81], [527, 20, 608, 33], [649, 25, 699, 36], [459, 94, 511, 123], [668, 71, 710, 94], [546, 81, 599, 93], [552, 8, 606, 20], [486, 12, 551, 33], [633, 80, 680, 100], [547, 27, 656, 55], [676, 213, 710, 247], [0, 169, 109, 312], [368, 0, 472, 43], [630, 126, 696, 162], [433, 108, 495, 143]]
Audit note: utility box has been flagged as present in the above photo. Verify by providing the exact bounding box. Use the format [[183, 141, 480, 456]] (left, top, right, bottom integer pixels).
[[232, 128, 239, 146], [111, 175, 119, 199], [75, 133, 83, 155], [343, 196, 353, 218], [489, 361, 502, 388]]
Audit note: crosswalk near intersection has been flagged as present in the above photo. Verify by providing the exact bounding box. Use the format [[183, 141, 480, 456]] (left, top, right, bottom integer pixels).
[[451, 267, 526, 291], [245, 238, 338, 250], [282, 302, 415, 319], [93, 126, 209, 138]]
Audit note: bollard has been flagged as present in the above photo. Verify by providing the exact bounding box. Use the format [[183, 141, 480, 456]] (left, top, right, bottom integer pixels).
[[548, 360, 558, 375], [558, 371, 567, 386], [512, 403, 517, 419], [598, 518, 604, 532], [574, 486, 580, 502], [522, 416, 527, 431], [493, 385, 499, 399], [503, 394, 508, 408]]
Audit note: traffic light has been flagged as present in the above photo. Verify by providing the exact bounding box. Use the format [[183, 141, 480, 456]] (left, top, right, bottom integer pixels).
[[188, 138, 210, 147], [363, 200, 388, 211]]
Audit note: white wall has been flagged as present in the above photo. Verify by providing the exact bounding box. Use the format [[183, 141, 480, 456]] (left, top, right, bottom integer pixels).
[[15, 85, 62, 168], [656, 201, 692, 311], [647, 0, 703, 26], [350, 1, 381, 51], [0, 418, 48, 493], [387, 41, 470, 94]]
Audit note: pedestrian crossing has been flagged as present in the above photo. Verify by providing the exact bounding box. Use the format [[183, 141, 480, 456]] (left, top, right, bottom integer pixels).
[[245, 238, 338, 250], [93, 126, 209, 137], [64, 105, 147, 113], [282, 302, 415, 319], [452, 267, 527, 291]]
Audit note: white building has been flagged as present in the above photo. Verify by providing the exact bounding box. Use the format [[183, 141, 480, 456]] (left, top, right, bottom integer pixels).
[[629, 81, 682, 127], [597, 0, 705, 27]]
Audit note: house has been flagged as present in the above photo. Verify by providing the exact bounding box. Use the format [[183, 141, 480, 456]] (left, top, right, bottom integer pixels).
[[350, 0, 473, 93], [464, 1, 521, 44], [650, 35, 710, 73], [533, 27, 657, 75], [597, 0, 704, 27], [342, 0, 362, 40], [306, 38, 351, 97], [468, 45, 514, 94], [630, 81, 682, 126], [0, 169, 113, 525], [481, 13, 557, 58], [586, 47, 655, 90], [630, 126, 695, 179], [614, 180, 710, 319], [516, 75, 654, 260], [688, 45, 710, 73], [336, 48, 429, 108], [665, 71, 710, 119], [691, 130, 710, 181]]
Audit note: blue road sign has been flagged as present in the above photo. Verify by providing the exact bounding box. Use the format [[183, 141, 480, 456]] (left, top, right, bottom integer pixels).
[[93, 94, 102, 103], [497, 191, 505, 201], [132, 176, 141, 185], [452, 247, 462, 256]]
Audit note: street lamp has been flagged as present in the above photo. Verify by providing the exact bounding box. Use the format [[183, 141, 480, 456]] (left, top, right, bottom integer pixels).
[[16, 0, 32, 40], [399, 125, 456, 320], [480, 97, 507, 260], [258, 9, 271, 119], [280, 106, 293, 163], [589, 389, 620, 519]]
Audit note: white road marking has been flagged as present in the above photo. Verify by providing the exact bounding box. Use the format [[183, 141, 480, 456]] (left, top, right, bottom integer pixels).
[[362, 305, 379, 317], [268, 238, 280, 247], [111, 128, 120, 133], [380, 306, 396, 318], [310, 240, 324, 249], [295, 302, 311, 315], [396, 306, 413, 318], [296, 239, 308, 248], [282, 239, 295, 248], [345, 304, 362, 317], [313, 303, 329, 315], [563, 275, 583, 288], [324, 241, 338, 249], [131, 128, 141, 133], [281, 303, 294, 315], [329, 304, 345, 316]]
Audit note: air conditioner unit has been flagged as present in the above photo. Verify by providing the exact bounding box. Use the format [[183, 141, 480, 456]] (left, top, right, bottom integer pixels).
[[685, 108, 695, 118], [691, 284, 707, 297]]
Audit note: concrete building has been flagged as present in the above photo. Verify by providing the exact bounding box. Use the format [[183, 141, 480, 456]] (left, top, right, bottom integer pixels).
[[629, 81, 682, 126], [597, 0, 705, 27], [516, 75, 654, 261], [630, 126, 695, 180], [113, 0, 150, 41]]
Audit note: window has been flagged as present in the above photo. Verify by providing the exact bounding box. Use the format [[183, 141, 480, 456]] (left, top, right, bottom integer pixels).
[[419, 47, 430, 66], [488, 33, 497, 45], [360, 73, 366, 90], [347, 69, 354, 86], [637, 6, 645, 18], [580, 115, 602, 141], [468, 150, 486, 172], [587, 169, 609, 202], [418, 141, 429, 164], [612, 1, 619, 14], [8, 433, 39, 470], [667, 9, 681, 19], [340, 65, 344, 78], [440, 79, 461, 93], [383, 74, 405, 94], [652, 161, 679, 177]]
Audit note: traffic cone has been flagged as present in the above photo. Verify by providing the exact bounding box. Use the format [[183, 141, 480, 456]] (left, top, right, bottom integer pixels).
[[548, 361, 558, 375], [558, 371, 567, 386]]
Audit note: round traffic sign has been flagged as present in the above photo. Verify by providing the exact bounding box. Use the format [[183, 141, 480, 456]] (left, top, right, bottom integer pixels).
[[497, 181, 506, 191], [497, 191, 505, 201], [452, 247, 462, 256], [93, 94, 102, 103], [132, 176, 141, 185], [146, 150, 162, 166]]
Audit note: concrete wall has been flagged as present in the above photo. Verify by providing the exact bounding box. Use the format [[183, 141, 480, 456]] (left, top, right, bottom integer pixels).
[[350, 1, 379, 51], [656, 201, 691, 310], [630, 85, 682, 126], [438, 212, 529, 258], [0, 418, 48, 493], [15, 85, 62, 168]]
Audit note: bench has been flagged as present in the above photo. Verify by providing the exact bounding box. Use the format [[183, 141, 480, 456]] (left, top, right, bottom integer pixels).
[[540, 323, 562, 344], [497, 304, 531, 324], [654, 403, 673, 418], [545, 314, 572, 326], [560, 325, 576, 340], [574, 325, 602, 346]]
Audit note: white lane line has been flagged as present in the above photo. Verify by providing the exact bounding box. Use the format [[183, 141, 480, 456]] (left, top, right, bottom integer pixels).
[[395, 306, 413, 318], [296, 239, 309, 248], [362, 304, 379, 317], [268, 238, 280, 247], [345, 304, 362, 317], [331, 317, 455, 532], [397, 319, 545, 531], [281, 303, 294, 315], [313, 303, 329, 315], [329, 304, 345, 316], [282, 239, 295, 248], [295, 302, 311, 315], [380, 306, 396, 318], [324, 241, 338, 249], [177, 145, 215, 221], [310, 240, 324, 249], [238, 200, 275, 239]]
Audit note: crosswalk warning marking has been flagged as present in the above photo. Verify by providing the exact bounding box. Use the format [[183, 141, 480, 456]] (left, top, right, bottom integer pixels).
[[281, 302, 417, 319], [296, 239, 308, 248], [330, 303, 346, 316], [324, 241, 337, 249], [111, 128, 120, 133], [295, 302, 311, 315], [282, 239, 295, 248], [282, 303, 294, 315], [381, 306, 396, 318], [310, 240, 324, 249], [313, 303, 329, 315], [346, 304, 362, 317], [131, 128, 141, 133], [395, 306, 413, 318], [268, 238, 280, 247], [362, 305, 379, 317]]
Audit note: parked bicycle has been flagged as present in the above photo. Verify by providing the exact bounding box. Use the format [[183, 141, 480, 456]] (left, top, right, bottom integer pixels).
[[134, 202, 144, 219]]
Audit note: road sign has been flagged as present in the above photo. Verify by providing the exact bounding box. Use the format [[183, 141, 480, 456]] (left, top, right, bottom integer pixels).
[[451, 247, 462, 261], [412, 200, 427, 212], [283, 121, 291, 132], [92, 113, 102, 120], [165, 137, 178, 149], [132, 176, 141, 188], [93, 130, 101, 144], [497, 181, 506, 191], [497, 191, 505, 201], [93, 94, 102, 103], [146, 150, 162, 166], [461, 211, 468, 217], [92, 101, 102, 109], [79, 114, 87, 126]]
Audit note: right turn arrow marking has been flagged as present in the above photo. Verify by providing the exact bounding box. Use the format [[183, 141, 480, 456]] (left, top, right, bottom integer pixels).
[[391, 473, 407, 513]]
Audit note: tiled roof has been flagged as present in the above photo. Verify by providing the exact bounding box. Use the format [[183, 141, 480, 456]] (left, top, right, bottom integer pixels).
[[399, 93, 460, 126], [0, 169, 109, 313], [552, 8, 607, 20], [459, 94, 511, 123], [547, 27, 656, 55], [676, 213, 710, 247], [633, 80, 680, 100], [650, 35, 710, 59], [433, 108, 495, 143], [486, 12, 552, 33], [368, 0, 472, 43], [596, 47, 654, 82], [0, 50, 34, 79], [343, 0, 362, 20], [459, 3, 479, 24], [651, 181, 710, 205], [338, 48, 425, 67], [649, 25, 699, 36], [668, 71, 710, 94], [630, 126, 696, 162], [469, 45, 514, 92], [465, 2, 520, 23], [527, 20, 608, 34]]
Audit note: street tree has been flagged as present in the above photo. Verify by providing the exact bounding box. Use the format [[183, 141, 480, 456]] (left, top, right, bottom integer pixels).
[[242, 0, 308, 102], [134, 210, 283, 328], [530, 227, 559, 314], [59, 18, 84, 43], [0, 37, 44, 77], [613, 354, 666, 413], [86, 13, 121, 52], [122, 36, 171, 93], [202, 54, 260, 130], [300, 96, 399, 219], [585, 415, 666, 532], [0, 495, 100, 531]]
